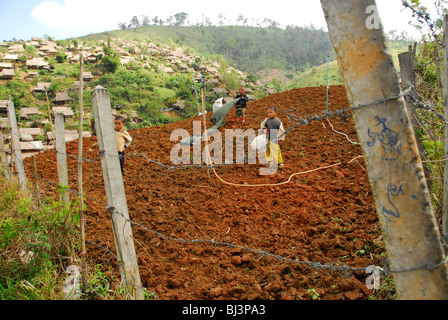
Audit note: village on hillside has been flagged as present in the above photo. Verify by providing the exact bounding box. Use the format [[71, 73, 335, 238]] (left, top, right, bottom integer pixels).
[[0, 36, 273, 159]]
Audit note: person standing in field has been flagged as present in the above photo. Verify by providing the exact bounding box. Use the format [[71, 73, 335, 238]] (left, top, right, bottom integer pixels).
[[260, 106, 285, 170], [114, 116, 132, 174], [233, 86, 249, 123]]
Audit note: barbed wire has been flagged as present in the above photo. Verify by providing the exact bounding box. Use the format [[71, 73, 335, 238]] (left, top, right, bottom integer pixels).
[[4, 85, 447, 175], [20, 160, 376, 279], [22, 159, 448, 282]]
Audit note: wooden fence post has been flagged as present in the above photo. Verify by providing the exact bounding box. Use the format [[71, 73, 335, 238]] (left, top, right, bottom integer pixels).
[[7, 100, 27, 189], [398, 52, 427, 168], [31, 155, 41, 208], [0, 133, 11, 181], [91, 85, 143, 300], [54, 112, 70, 205], [434, 46, 444, 101], [321, 0, 448, 299]]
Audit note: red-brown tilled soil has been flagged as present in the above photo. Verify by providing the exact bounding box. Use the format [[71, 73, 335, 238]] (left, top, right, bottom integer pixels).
[[24, 85, 385, 300]]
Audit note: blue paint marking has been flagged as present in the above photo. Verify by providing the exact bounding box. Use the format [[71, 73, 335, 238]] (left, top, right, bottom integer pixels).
[[382, 185, 404, 221], [367, 116, 402, 161]]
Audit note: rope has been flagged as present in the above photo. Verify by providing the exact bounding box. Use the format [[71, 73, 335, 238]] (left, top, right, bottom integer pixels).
[[326, 118, 360, 145], [211, 161, 343, 187]]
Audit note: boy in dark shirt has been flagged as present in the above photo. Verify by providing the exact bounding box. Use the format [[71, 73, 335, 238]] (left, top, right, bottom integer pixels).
[[260, 106, 285, 169], [233, 86, 249, 123]]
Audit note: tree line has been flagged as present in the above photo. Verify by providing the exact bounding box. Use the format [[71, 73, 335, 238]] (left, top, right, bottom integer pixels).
[[118, 12, 287, 30]]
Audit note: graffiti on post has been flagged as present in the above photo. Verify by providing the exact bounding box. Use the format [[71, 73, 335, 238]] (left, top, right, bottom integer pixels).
[[382, 184, 405, 221], [367, 116, 402, 161]]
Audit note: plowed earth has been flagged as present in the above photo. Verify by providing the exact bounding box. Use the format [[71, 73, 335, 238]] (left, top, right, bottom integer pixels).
[[24, 85, 385, 300]]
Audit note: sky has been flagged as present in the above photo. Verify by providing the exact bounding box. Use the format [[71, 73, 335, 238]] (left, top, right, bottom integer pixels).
[[0, 0, 442, 42]]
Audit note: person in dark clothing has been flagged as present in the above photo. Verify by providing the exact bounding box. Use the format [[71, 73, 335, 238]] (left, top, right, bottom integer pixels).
[[233, 86, 249, 123]]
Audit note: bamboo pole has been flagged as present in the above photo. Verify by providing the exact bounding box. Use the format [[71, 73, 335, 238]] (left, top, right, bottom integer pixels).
[[201, 72, 212, 185], [78, 53, 87, 293], [321, 0, 448, 299], [442, 15, 448, 243]]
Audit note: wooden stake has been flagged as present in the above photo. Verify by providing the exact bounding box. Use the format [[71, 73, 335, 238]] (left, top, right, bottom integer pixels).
[[0, 132, 11, 181], [45, 89, 55, 145], [78, 53, 87, 293], [321, 0, 448, 299], [31, 155, 41, 208], [201, 73, 212, 185], [434, 46, 444, 101], [398, 52, 427, 164]]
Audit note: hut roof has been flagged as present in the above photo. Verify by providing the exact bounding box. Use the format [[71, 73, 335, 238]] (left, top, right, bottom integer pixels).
[[52, 92, 73, 102]]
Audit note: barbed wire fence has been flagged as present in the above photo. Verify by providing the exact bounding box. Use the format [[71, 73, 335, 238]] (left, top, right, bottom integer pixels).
[[2, 81, 448, 299]]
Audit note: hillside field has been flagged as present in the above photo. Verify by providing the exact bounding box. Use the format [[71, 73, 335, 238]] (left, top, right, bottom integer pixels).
[[23, 85, 386, 300]]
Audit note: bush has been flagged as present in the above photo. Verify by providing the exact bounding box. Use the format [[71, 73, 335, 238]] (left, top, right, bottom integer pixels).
[[0, 179, 78, 299], [102, 55, 120, 73]]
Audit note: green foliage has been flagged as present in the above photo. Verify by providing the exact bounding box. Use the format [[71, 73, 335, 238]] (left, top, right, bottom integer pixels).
[[56, 51, 67, 63], [85, 265, 114, 299], [286, 60, 343, 89], [0, 80, 34, 108], [221, 69, 241, 91], [80, 25, 335, 73], [102, 54, 120, 73], [0, 178, 79, 299]]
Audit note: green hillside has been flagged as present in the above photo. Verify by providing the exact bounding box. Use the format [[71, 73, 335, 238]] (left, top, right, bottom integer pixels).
[[286, 60, 343, 89], [0, 25, 412, 143], [80, 25, 336, 74], [285, 40, 411, 89]]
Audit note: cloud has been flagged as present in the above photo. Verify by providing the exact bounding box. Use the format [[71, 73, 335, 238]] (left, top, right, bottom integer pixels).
[[30, 0, 328, 34], [31, 0, 138, 33], [29, 0, 433, 39]]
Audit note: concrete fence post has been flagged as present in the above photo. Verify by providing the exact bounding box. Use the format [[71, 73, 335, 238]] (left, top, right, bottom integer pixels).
[[54, 112, 70, 205], [321, 0, 448, 299], [91, 85, 143, 300], [7, 100, 26, 189]]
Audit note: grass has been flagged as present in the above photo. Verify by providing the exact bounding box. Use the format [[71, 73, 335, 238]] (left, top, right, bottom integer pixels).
[[286, 60, 343, 89], [286, 40, 410, 90], [0, 176, 155, 300]]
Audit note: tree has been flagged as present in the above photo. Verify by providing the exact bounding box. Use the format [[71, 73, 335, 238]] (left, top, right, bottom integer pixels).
[[130, 16, 140, 28], [174, 12, 189, 26], [217, 13, 226, 26], [56, 51, 67, 63], [102, 55, 119, 73], [102, 38, 119, 73], [142, 15, 150, 26], [401, 0, 448, 42], [118, 22, 127, 30]]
